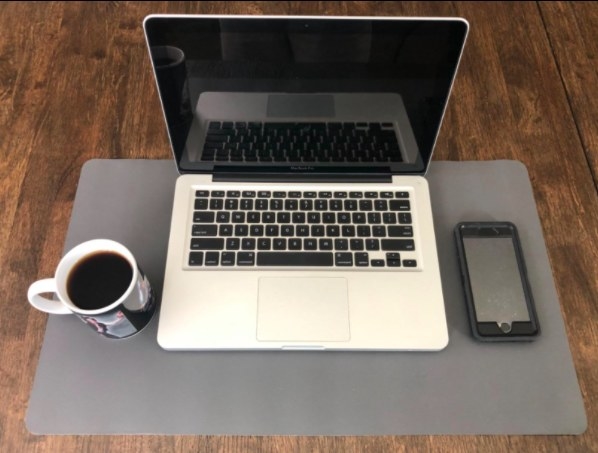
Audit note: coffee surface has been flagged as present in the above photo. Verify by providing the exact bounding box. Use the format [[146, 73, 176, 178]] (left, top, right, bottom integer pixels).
[[67, 252, 133, 310]]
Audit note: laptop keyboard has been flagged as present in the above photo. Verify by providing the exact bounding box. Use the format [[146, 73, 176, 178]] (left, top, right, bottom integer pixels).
[[187, 189, 419, 269], [201, 122, 403, 163]]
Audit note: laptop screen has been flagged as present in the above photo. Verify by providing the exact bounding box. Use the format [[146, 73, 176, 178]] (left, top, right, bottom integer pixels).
[[144, 16, 468, 176]]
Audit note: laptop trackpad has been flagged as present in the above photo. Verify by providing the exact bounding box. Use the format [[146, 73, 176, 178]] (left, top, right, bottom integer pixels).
[[257, 277, 350, 342]]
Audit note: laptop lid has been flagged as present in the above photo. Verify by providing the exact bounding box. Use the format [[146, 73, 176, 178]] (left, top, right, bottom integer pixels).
[[143, 15, 468, 178]]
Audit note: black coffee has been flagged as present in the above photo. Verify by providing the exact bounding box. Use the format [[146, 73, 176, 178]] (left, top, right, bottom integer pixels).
[[67, 251, 133, 310]]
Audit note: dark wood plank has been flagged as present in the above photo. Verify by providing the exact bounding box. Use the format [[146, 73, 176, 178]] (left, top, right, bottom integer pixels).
[[0, 2, 596, 452], [539, 1, 598, 190]]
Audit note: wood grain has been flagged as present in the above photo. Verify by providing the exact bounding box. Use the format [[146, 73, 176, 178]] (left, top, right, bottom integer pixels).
[[0, 2, 596, 452]]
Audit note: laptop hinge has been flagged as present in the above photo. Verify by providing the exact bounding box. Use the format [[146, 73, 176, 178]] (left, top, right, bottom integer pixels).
[[212, 172, 392, 183]]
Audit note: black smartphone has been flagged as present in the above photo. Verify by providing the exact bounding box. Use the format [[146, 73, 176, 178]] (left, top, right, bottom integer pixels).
[[454, 222, 540, 341]]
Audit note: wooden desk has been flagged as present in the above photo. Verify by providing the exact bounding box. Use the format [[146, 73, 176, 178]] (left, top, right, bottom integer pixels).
[[1, 2, 596, 451]]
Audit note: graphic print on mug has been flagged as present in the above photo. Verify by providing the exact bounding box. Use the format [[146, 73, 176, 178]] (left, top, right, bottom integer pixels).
[[27, 239, 156, 339]]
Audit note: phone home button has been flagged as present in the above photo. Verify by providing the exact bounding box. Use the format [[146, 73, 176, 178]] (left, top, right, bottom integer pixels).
[[498, 322, 512, 333]]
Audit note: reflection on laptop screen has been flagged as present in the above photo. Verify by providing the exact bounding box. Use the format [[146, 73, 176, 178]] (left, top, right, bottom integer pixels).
[[144, 17, 468, 175]]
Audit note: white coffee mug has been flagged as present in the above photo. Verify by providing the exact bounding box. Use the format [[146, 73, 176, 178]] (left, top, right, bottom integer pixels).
[[27, 239, 155, 339]]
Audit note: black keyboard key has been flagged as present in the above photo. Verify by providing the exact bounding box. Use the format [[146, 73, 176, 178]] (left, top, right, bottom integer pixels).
[[371, 259, 385, 267], [258, 238, 271, 250], [237, 252, 255, 266], [296, 225, 310, 236], [323, 213, 336, 224], [196, 190, 209, 197], [216, 211, 230, 223], [307, 212, 320, 224], [219, 224, 233, 236], [194, 199, 209, 210], [395, 191, 410, 198], [383, 213, 397, 224], [210, 199, 223, 210], [225, 199, 239, 210], [262, 212, 276, 223], [368, 212, 382, 224], [355, 252, 369, 266], [342, 225, 356, 237], [242, 238, 256, 250], [359, 200, 373, 211], [319, 238, 333, 250], [386, 252, 401, 267], [403, 259, 417, 267], [350, 239, 364, 251], [389, 200, 411, 211], [399, 213, 412, 224], [226, 191, 240, 198], [188, 252, 204, 266], [205, 252, 220, 266], [315, 200, 328, 211], [211, 191, 225, 197], [388, 226, 414, 237], [334, 239, 349, 251], [300, 199, 313, 211], [242, 191, 256, 198], [193, 211, 215, 223], [258, 191, 271, 198], [281, 225, 294, 236], [247, 212, 261, 223], [232, 212, 245, 223], [285, 199, 298, 210], [273, 238, 286, 250], [381, 239, 415, 251], [330, 200, 343, 211], [277, 212, 291, 223], [366, 239, 380, 251], [255, 199, 269, 210], [344, 200, 358, 211], [226, 238, 240, 250], [234, 225, 248, 237], [266, 225, 279, 236], [337, 212, 351, 224], [192, 224, 218, 237], [304, 239, 318, 250], [191, 238, 224, 250], [221, 252, 235, 266], [335, 252, 353, 266], [257, 252, 333, 266], [250, 225, 264, 236], [289, 239, 302, 250], [240, 199, 254, 210]]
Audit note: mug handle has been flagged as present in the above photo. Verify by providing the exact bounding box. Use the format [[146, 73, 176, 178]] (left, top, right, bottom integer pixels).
[[27, 279, 72, 314]]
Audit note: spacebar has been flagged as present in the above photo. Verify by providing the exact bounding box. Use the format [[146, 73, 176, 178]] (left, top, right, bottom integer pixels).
[[257, 252, 334, 266]]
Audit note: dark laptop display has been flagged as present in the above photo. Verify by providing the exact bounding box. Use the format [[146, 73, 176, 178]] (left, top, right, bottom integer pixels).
[[144, 17, 468, 176]]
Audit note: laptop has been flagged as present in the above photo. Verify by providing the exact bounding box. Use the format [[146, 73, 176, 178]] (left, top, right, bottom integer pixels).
[[143, 15, 469, 351]]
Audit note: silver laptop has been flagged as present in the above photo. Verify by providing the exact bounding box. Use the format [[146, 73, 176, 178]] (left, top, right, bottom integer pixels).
[[143, 15, 469, 351]]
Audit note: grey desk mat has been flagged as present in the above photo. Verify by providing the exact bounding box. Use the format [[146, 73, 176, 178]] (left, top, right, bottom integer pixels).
[[26, 160, 587, 435]]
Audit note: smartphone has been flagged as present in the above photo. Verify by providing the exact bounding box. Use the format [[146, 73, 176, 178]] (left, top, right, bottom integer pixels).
[[454, 222, 540, 341]]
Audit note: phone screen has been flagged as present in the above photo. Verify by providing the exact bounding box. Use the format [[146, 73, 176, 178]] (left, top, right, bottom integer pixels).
[[462, 236, 530, 324]]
